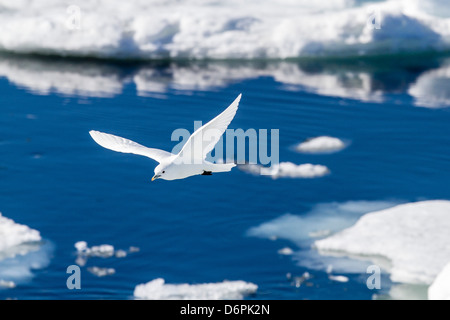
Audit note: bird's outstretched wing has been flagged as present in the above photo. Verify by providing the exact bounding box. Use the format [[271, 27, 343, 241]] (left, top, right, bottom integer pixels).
[[89, 130, 173, 163], [177, 94, 241, 163]]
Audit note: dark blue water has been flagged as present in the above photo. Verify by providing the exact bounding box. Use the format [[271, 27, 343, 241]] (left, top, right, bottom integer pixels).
[[0, 55, 449, 299]]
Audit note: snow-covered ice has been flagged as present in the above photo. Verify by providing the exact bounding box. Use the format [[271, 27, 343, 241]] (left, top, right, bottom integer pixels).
[[408, 62, 450, 108], [295, 136, 346, 154], [248, 201, 399, 245], [87, 266, 116, 277], [1, 1, 450, 59], [240, 162, 329, 179], [328, 275, 349, 283], [0, 213, 41, 254], [278, 247, 294, 255], [74, 241, 138, 266], [75, 241, 115, 258], [0, 212, 50, 287], [315, 200, 450, 285], [248, 201, 400, 275], [134, 278, 258, 300]]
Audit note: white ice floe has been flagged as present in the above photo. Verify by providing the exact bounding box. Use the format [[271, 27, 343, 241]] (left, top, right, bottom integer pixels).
[[328, 275, 349, 283], [1, 1, 450, 59], [87, 266, 116, 277], [295, 136, 346, 154], [408, 62, 450, 108], [75, 241, 115, 258], [0, 212, 51, 287], [134, 278, 258, 300], [248, 200, 401, 275], [74, 241, 137, 266], [315, 200, 450, 285], [0, 213, 41, 254], [277, 247, 294, 255], [240, 162, 329, 179], [290, 272, 312, 288], [248, 201, 399, 245], [428, 263, 450, 300], [0, 280, 16, 289]]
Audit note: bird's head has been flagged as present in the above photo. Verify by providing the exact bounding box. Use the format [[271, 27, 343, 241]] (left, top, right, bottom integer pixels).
[[152, 164, 167, 181]]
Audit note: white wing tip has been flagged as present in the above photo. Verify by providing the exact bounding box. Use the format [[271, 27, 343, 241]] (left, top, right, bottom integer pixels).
[[89, 130, 100, 137]]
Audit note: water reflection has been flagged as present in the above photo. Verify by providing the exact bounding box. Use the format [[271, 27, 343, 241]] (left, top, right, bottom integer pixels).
[[0, 53, 449, 108]]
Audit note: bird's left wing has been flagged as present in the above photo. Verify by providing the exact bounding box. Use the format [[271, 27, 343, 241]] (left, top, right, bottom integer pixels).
[[176, 94, 241, 163], [89, 130, 173, 163]]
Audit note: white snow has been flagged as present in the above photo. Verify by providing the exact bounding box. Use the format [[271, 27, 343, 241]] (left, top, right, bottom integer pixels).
[[75, 242, 115, 258], [315, 200, 450, 285], [87, 266, 116, 277], [74, 241, 138, 266], [114, 249, 127, 258], [1, 1, 450, 59], [240, 162, 329, 179], [74, 241, 87, 252], [296, 136, 346, 153], [248, 201, 399, 245], [0, 280, 16, 289], [0, 213, 41, 254], [278, 247, 294, 255], [134, 278, 258, 300], [408, 62, 450, 108], [428, 262, 450, 300], [328, 275, 349, 283], [0, 212, 50, 287], [248, 201, 400, 275]]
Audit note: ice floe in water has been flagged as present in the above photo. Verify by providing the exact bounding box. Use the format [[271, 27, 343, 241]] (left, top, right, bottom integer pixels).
[[0, 213, 41, 254], [408, 62, 450, 108], [87, 266, 116, 277], [277, 247, 294, 255], [75, 241, 115, 258], [134, 278, 258, 300], [239, 162, 329, 179], [428, 263, 450, 300], [1, 1, 450, 59], [0, 279, 16, 289], [315, 200, 450, 286], [74, 241, 138, 266], [252, 199, 450, 299], [295, 136, 346, 154], [328, 275, 349, 283], [248, 201, 399, 245], [0, 212, 51, 287], [248, 200, 401, 275]]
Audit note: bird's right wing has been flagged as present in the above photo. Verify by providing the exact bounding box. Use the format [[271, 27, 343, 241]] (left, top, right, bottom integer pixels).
[[176, 94, 241, 163], [89, 130, 173, 163]]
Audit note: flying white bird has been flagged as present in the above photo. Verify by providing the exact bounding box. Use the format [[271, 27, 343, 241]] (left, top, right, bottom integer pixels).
[[89, 94, 241, 181]]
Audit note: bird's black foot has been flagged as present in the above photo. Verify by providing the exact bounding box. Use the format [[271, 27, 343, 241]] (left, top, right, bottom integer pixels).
[[201, 171, 213, 175]]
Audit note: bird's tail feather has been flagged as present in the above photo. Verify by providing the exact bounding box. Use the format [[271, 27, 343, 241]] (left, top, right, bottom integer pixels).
[[209, 163, 236, 173]]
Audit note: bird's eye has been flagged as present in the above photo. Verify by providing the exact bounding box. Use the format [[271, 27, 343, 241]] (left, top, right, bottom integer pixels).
[[162, 171, 165, 173]]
